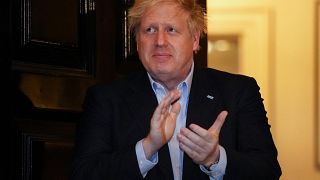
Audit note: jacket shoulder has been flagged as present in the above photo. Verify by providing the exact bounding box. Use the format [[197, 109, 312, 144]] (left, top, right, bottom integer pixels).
[[86, 71, 148, 99], [199, 68, 258, 86]]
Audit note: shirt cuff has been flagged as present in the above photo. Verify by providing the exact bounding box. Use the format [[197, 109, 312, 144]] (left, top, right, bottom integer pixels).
[[135, 139, 158, 177], [199, 145, 227, 179]]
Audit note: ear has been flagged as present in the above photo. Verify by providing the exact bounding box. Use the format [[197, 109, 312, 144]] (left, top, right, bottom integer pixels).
[[192, 31, 201, 51], [136, 35, 139, 51]]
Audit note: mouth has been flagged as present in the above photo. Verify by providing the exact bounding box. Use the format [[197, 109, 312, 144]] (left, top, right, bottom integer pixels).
[[152, 53, 172, 59]]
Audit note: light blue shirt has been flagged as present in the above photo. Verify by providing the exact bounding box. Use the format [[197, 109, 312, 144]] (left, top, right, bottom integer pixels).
[[135, 63, 227, 180]]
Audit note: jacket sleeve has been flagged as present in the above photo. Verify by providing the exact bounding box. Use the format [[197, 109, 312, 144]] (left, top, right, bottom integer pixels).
[[70, 85, 144, 180], [223, 77, 282, 179]]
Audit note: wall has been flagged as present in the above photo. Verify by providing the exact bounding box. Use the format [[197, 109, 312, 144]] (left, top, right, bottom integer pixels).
[[207, 0, 320, 179]]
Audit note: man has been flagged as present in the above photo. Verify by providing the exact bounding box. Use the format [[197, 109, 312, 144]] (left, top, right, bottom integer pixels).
[[71, 0, 282, 179]]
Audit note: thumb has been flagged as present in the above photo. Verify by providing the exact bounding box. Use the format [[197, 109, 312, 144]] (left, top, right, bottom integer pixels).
[[209, 111, 228, 134]]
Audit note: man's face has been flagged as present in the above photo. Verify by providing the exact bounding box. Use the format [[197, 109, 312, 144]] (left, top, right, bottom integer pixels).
[[136, 1, 200, 89]]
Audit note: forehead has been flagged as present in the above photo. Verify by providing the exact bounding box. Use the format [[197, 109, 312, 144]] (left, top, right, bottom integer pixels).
[[140, 1, 189, 26]]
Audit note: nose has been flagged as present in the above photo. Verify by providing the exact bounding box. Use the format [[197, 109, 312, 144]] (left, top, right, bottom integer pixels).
[[155, 30, 168, 47]]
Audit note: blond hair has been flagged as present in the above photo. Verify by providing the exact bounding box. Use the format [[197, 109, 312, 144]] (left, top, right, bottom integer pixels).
[[128, 0, 207, 37]]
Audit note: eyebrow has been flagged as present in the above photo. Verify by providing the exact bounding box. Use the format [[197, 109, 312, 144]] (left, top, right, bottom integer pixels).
[[142, 22, 179, 28]]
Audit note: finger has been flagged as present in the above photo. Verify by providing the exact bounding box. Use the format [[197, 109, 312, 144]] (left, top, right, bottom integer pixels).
[[161, 90, 181, 112], [169, 89, 181, 106], [152, 101, 164, 122], [170, 102, 180, 120], [179, 141, 201, 160], [189, 124, 209, 138], [209, 111, 228, 134], [153, 90, 178, 117], [180, 127, 207, 148], [151, 90, 181, 123], [177, 133, 204, 154]]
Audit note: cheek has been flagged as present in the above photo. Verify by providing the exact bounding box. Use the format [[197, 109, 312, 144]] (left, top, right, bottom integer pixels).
[[137, 39, 151, 53], [137, 41, 152, 65], [179, 43, 195, 55]]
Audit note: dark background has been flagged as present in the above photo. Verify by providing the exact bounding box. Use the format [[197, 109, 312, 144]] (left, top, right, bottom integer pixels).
[[5, 0, 207, 179]]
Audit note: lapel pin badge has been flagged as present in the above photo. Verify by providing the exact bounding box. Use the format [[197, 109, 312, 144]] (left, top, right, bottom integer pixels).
[[206, 95, 214, 100]]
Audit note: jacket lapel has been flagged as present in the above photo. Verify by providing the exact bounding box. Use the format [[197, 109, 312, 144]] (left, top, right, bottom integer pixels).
[[125, 72, 174, 179], [183, 68, 225, 179], [125, 72, 157, 136], [186, 68, 225, 130]]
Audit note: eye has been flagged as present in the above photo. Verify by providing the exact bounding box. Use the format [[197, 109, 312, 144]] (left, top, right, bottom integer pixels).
[[166, 27, 177, 33], [145, 27, 156, 33]]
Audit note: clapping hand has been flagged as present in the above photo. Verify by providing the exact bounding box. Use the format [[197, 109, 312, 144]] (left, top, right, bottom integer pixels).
[[178, 111, 228, 167], [143, 89, 181, 159]]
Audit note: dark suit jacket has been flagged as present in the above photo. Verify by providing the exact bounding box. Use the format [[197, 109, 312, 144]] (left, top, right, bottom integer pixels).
[[71, 67, 281, 180]]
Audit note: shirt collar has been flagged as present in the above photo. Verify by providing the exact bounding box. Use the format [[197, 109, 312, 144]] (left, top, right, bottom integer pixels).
[[147, 62, 194, 95]]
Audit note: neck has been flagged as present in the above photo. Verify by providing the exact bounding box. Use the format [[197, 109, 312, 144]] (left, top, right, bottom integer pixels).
[[152, 64, 193, 91]]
